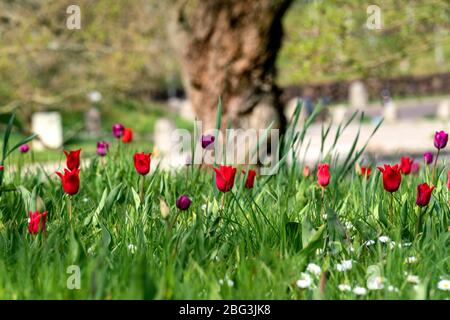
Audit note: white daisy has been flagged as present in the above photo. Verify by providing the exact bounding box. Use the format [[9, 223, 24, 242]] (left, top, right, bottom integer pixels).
[[387, 285, 399, 292], [367, 276, 384, 290], [389, 241, 396, 249], [353, 286, 367, 296], [437, 279, 450, 291], [405, 256, 417, 264], [336, 260, 353, 272], [402, 242, 412, 247], [338, 284, 352, 292], [406, 275, 420, 284], [378, 236, 390, 243], [296, 273, 312, 289], [127, 244, 137, 254], [365, 240, 375, 246], [306, 263, 321, 276]]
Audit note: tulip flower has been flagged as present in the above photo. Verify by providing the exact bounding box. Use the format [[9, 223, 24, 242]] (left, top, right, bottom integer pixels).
[[64, 149, 81, 171], [432, 131, 448, 182], [56, 168, 80, 195], [201, 134, 215, 149], [317, 164, 330, 187], [360, 166, 372, 179], [400, 156, 413, 175], [423, 152, 433, 165], [303, 166, 310, 177], [377, 164, 401, 193], [112, 123, 125, 138], [122, 128, 133, 143], [214, 165, 237, 192], [133, 152, 151, 176], [0, 165, 3, 171], [434, 131, 448, 150], [19, 144, 29, 153], [416, 183, 434, 207], [28, 210, 48, 235], [97, 141, 109, 156], [176, 195, 192, 211], [134, 152, 151, 202], [242, 169, 256, 189]]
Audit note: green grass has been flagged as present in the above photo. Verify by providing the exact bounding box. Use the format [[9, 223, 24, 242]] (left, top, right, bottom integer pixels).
[[0, 105, 448, 300]]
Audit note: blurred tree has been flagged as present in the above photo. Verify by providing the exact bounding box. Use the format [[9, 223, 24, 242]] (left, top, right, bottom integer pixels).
[[168, 0, 292, 131]]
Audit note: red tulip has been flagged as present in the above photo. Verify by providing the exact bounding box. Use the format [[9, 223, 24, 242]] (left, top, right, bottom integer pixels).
[[214, 165, 237, 192], [122, 128, 133, 143], [360, 166, 372, 179], [56, 168, 80, 195], [0, 165, 3, 171], [134, 152, 151, 175], [416, 183, 434, 207], [377, 164, 401, 192], [28, 210, 48, 235], [64, 149, 81, 171], [400, 156, 413, 175], [242, 169, 256, 189], [317, 164, 330, 187]]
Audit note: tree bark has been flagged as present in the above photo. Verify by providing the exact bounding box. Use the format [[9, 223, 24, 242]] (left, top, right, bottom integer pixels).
[[168, 0, 292, 132]]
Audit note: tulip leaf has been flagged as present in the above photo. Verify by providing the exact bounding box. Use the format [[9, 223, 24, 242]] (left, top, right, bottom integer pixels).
[[299, 224, 326, 257]]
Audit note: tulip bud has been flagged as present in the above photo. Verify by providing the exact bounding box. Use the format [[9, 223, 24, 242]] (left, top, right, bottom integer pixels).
[[112, 123, 125, 138], [317, 164, 330, 187], [201, 134, 215, 149], [434, 131, 448, 150], [400, 156, 413, 175], [416, 183, 434, 207], [122, 128, 133, 143], [97, 141, 109, 156], [159, 197, 170, 219], [133, 152, 151, 176], [176, 195, 192, 211], [303, 166, 310, 177], [423, 152, 433, 165], [19, 144, 30, 153], [242, 169, 256, 189]]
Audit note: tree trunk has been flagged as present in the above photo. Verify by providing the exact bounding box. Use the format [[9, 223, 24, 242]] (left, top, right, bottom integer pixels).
[[168, 0, 292, 132]]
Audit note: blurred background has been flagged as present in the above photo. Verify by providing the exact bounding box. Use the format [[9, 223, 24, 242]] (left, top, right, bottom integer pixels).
[[0, 0, 449, 165]]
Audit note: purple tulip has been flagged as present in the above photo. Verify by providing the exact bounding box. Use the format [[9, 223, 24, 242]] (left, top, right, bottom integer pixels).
[[19, 144, 29, 153], [176, 195, 192, 211], [434, 131, 448, 150], [201, 134, 215, 149], [97, 141, 109, 156], [112, 123, 125, 138], [423, 152, 433, 165]]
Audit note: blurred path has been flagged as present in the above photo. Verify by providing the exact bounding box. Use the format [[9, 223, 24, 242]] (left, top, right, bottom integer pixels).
[[298, 119, 450, 164]]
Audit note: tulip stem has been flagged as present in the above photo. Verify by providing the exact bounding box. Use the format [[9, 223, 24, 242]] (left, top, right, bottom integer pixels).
[[431, 149, 440, 183], [416, 206, 425, 236], [389, 193, 394, 224], [67, 196, 72, 222], [221, 193, 225, 209], [139, 175, 145, 204]]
